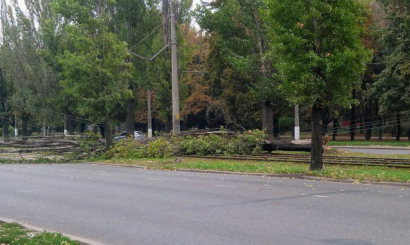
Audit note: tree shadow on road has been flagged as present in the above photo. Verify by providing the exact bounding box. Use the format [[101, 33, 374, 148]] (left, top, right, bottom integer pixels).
[[320, 238, 374, 245], [194, 190, 365, 209]]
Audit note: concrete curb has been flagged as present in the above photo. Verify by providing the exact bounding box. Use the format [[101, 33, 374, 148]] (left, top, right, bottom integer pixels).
[[92, 162, 410, 188], [0, 217, 106, 245]]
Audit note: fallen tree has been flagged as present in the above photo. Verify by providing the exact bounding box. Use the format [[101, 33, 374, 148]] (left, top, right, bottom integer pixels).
[[262, 141, 311, 152]]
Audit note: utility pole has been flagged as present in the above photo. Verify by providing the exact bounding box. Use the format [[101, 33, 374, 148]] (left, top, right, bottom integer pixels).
[[147, 90, 153, 138], [170, 0, 180, 135], [295, 105, 300, 141]]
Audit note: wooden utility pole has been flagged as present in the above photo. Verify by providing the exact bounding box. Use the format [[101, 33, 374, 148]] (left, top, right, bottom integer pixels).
[[147, 90, 153, 138], [170, 0, 180, 135], [294, 105, 300, 141]]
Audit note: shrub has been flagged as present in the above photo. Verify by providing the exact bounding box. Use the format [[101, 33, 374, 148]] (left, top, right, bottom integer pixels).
[[179, 129, 266, 156], [78, 132, 101, 154], [105, 130, 266, 159], [105, 137, 174, 159]]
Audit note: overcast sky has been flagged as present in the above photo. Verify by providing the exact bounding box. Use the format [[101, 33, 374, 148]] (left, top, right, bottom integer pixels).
[[11, 0, 205, 28]]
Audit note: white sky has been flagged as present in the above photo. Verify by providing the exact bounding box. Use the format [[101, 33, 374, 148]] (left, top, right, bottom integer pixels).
[[11, 0, 206, 28]]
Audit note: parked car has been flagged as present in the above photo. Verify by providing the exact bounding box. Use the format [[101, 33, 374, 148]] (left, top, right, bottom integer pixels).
[[114, 131, 145, 141]]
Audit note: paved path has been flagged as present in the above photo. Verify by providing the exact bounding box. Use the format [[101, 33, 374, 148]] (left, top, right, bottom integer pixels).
[[0, 164, 409, 245], [334, 146, 410, 155]]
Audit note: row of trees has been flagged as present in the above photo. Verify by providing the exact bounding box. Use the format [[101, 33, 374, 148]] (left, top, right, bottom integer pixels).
[[0, 0, 409, 168]]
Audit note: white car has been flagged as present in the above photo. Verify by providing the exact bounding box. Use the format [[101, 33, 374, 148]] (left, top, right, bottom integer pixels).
[[114, 131, 145, 141]]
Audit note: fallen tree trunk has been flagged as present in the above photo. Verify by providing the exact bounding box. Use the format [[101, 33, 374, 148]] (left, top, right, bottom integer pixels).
[[263, 141, 313, 152], [262, 140, 325, 152], [0, 146, 78, 153], [0, 139, 79, 146]]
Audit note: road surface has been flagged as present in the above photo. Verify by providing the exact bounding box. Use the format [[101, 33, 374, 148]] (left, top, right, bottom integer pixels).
[[0, 163, 409, 245]]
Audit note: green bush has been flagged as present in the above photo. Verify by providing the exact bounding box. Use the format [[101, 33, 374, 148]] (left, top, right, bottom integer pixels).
[[104, 130, 266, 159], [105, 137, 174, 159], [179, 129, 266, 156], [78, 132, 101, 154]]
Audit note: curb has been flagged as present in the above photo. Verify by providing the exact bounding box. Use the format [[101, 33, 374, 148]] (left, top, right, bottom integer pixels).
[[174, 168, 410, 187], [92, 162, 410, 188], [0, 217, 106, 245]]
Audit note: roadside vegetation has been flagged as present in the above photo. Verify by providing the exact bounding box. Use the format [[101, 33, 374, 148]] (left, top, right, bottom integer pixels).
[[95, 134, 410, 183], [99, 157, 410, 183], [104, 130, 266, 159], [0, 222, 79, 245]]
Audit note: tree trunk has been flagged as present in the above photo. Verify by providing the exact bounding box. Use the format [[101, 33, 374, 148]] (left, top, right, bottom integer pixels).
[[42, 119, 46, 137], [263, 141, 312, 152], [311, 105, 323, 170], [147, 90, 153, 138], [162, 0, 169, 54], [364, 100, 372, 141], [68, 116, 75, 135], [350, 89, 356, 141], [64, 115, 68, 136], [375, 101, 382, 141], [359, 118, 364, 134], [80, 122, 86, 134], [183, 115, 189, 131], [22, 115, 28, 142], [273, 116, 280, 138], [408, 128, 410, 141], [99, 124, 105, 138], [262, 102, 274, 136], [396, 114, 401, 141], [126, 98, 136, 132], [3, 115, 9, 142], [105, 118, 113, 147], [164, 116, 172, 132], [332, 118, 338, 141]]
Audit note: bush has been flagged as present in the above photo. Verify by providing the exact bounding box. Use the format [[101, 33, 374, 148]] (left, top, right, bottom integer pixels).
[[179, 129, 266, 156], [78, 132, 101, 154], [104, 130, 266, 159], [105, 137, 174, 159]]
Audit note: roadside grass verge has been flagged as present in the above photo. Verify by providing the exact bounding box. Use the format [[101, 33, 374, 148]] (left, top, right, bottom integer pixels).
[[99, 154, 410, 183], [329, 141, 410, 147], [0, 222, 80, 245]]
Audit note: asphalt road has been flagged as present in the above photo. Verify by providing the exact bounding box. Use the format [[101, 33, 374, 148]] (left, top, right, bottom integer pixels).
[[0, 164, 409, 245]]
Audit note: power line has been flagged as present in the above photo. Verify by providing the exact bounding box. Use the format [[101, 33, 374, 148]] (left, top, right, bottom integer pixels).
[[129, 16, 170, 51], [0, 96, 134, 133]]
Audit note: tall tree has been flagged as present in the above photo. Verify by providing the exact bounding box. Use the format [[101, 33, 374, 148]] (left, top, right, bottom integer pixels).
[[197, 0, 284, 133], [374, 0, 410, 141], [53, 0, 133, 147], [264, 0, 371, 169]]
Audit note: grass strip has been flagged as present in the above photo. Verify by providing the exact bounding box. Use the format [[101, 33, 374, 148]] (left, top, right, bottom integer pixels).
[[100, 155, 410, 183], [0, 222, 80, 245]]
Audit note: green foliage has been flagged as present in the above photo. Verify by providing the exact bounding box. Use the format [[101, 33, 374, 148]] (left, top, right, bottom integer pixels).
[[78, 132, 101, 154], [0, 222, 79, 245], [146, 137, 174, 158], [373, 1, 410, 116], [106, 137, 174, 159], [179, 130, 266, 155], [197, 0, 285, 128], [105, 130, 266, 159], [263, 0, 372, 110]]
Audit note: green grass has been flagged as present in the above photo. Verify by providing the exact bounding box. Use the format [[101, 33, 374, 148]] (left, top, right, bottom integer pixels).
[[0, 222, 79, 245], [99, 154, 410, 183], [329, 140, 410, 147]]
